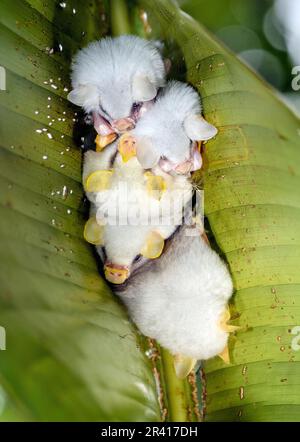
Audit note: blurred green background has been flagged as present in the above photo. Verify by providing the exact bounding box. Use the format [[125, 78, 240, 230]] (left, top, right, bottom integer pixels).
[[179, 0, 300, 113]]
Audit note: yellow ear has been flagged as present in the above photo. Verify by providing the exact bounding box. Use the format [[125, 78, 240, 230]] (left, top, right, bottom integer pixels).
[[141, 231, 164, 259], [84, 170, 114, 192], [218, 344, 230, 364], [95, 133, 117, 151], [118, 133, 137, 162], [144, 172, 167, 200], [174, 354, 197, 379], [219, 307, 241, 333], [83, 217, 104, 245]]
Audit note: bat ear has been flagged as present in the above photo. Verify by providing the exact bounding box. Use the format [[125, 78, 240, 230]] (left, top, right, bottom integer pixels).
[[141, 231, 164, 259], [184, 114, 218, 141], [136, 136, 160, 169], [132, 74, 157, 102], [67, 84, 98, 106], [83, 217, 104, 245]]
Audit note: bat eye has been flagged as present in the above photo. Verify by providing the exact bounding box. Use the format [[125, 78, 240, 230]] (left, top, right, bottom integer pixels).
[[133, 254, 142, 263], [132, 102, 142, 113]]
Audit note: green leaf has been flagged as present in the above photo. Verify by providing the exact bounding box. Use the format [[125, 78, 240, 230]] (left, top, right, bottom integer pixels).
[[141, 0, 300, 422], [0, 0, 160, 421]]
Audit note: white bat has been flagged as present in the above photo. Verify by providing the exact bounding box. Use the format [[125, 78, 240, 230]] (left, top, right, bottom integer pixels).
[[116, 226, 235, 377], [132, 80, 218, 174], [68, 35, 166, 138]]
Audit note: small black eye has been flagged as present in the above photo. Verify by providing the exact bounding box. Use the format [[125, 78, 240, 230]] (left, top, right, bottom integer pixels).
[[133, 254, 142, 263], [132, 102, 142, 113]]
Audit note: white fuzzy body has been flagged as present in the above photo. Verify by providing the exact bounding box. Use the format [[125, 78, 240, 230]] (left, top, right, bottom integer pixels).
[[133, 81, 201, 164], [119, 228, 233, 360], [70, 36, 165, 118]]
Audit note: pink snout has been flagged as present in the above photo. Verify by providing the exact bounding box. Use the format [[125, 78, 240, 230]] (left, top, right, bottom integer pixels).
[[93, 112, 114, 136], [111, 118, 135, 133]]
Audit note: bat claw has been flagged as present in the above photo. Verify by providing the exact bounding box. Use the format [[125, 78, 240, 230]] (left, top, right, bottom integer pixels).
[[218, 345, 230, 364], [219, 307, 240, 333], [174, 354, 197, 379]]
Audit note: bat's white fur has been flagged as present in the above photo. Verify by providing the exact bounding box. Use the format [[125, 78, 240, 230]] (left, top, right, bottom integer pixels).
[[133, 81, 217, 169], [69, 36, 166, 119], [83, 150, 192, 268], [119, 227, 233, 360], [133, 81, 201, 164]]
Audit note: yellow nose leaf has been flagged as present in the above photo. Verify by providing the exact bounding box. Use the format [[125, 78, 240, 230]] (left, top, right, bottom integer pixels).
[[118, 133, 137, 162], [174, 354, 197, 379], [95, 133, 117, 151], [141, 231, 164, 259], [104, 265, 129, 284], [83, 217, 104, 245], [84, 170, 113, 192], [144, 172, 167, 200], [218, 344, 230, 364], [219, 307, 241, 333]]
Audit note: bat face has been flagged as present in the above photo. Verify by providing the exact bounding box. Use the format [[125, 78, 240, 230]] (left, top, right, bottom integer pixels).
[[94, 180, 175, 284], [100, 224, 154, 284], [68, 36, 166, 135]]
